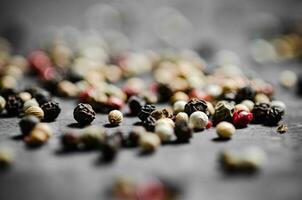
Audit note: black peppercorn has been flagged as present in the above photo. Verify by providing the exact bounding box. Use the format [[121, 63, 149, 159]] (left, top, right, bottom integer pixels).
[[19, 115, 40, 136], [138, 104, 156, 121], [265, 106, 284, 126], [157, 83, 173, 102], [0, 88, 17, 100], [34, 89, 52, 105], [252, 103, 270, 124], [142, 116, 156, 131], [73, 103, 96, 125], [5, 95, 23, 116], [235, 86, 256, 103], [174, 120, 192, 143], [127, 127, 146, 147], [41, 101, 61, 122], [184, 98, 208, 116], [61, 132, 80, 151], [128, 95, 146, 115], [101, 133, 122, 161]]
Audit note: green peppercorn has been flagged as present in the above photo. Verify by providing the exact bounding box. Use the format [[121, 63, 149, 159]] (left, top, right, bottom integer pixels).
[[212, 101, 234, 124], [73, 103, 96, 125]]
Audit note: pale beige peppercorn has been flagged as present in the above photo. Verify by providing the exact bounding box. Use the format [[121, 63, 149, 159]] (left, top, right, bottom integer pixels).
[[18, 92, 32, 102], [25, 106, 44, 120], [216, 121, 235, 139], [139, 133, 161, 153], [0, 96, 6, 113], [108, 110, 123, 125]]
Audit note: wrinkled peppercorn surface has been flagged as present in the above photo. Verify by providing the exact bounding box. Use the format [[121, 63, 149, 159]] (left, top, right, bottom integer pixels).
[[73, 103, 96, 125], [41, 101, 61, 121], [184, 99, 208, 116]]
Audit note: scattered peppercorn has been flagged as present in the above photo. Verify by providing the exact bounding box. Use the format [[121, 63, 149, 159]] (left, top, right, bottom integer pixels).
[[252, 103, 270, 124], [24, 106, 44, 120], [175, 112, 189, 123], [128, 95, 145, 115], [19, 115, 40, 136], [232, 110, 253, 128], [61, 131, 81, 151], [216, 121, 235, 139], [142, 115, 157, 131], [212, 101, 234, 124], [23, 98, 39, 111], [189, 111, 208, 130], [80, 126, 106, 149], [139, 133, 161, 153], [184, 99, 208, 116], [138, 104, 156, 121], [108, 110, 123, 125], [73, 103, 96, 125], [151, 108, 173, 120], [41, 101, 61, 121], [173, 100, 187, 114], [34, 89, 52, 105], [0, 148, 13, 169], [174, 120, 192, 142], [265, 106, 284, 126], [155, 123, 174, 142], [0, 95, 6, 113], [5, 95, 23, 116], [101, 133, 122, 161], [157, 83, 173, 102], [128, 127, 146, 147], [235, 86, 256, 103]]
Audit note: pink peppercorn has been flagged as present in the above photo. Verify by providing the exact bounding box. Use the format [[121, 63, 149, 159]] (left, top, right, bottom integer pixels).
[[79, 89, 94, 103], [107, 96, 124, 110], [232, 110, 253, 128], [188, 89, 212, 102], [136, 180, 165, 200], [206, 120, 213, 129]]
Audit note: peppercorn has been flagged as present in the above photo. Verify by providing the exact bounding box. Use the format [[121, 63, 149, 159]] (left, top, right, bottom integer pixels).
[[128, 127, 146, 147], [206, 101, 215, 116], [235, 86, 256, 103], [151, 108, 173, 120], [175, 112, 189, 123], [25, 123, 52, 147], [174, 120, 192, 142], [65, 69, 84, 83], [18, 92, 32, 102], [0, 148, 13, 169], [142, 116, 156, 131], [0, 88, 17, 100], [232, 110, 253, 128], [173, 100, 187, 114], [234, 104, 249, 112], [170, 91, 189, 104], [19, 115, 40, 136], [297, 73, 302, 95], [0, 95, 6, 113], [33, 89, 52, 105], [23, 98, 39, 111], [219, 92, 236, 102], [265, 106, 284, 126], [254, 93, 270, 103], [107, 96, 125, 111], [155, 123, 174, 142], [271, 100, 286, 111], [155, 118, 175, 128], [216, 121, 235, 139], [189, 111, 208, 130], [241, 100, 254, 111], [252, 103, 270, 123], [108, 110, 123, 125], [276, 124, 288, 134], [139, 133, 161, 153], [101, 132, 122, 161], [138, 104, 156, 121], [73, 103, 96, 125], [24, 106, 44, 120], [157, 83, 173, 102], [80, 126, 106, 149], [61, 131, 81, 151], [212, 101, 234, 124], [5, 95, 23, 116], [41, 101, 61, 121], [128, 95, 145, 115], [184, 98, 208, 116]]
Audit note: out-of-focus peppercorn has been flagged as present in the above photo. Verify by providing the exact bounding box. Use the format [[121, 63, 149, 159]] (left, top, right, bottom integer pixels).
[[128, 95, 145, 116], [235, 86, 256, 103], [101, 132, 122, 161], [73, 103, 96, 125], [265, 106, 284, 126], [5, 95, 23, 116], [142, 116, 157, 131], [138, 104, 156, 121], [174, 120, 192, 142], [252, 103, 270, 124], [61, 131, 81, 151]]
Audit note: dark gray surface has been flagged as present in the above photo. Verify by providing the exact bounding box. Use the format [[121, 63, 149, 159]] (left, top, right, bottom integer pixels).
[[1, 0, 302, 200]]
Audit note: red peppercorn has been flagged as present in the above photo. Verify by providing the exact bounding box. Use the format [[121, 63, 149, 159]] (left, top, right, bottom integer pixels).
[[232, 110, 253, 128], [206, 120, 212, 129], [28, 50, 51, 73], [188, 89, 212, 101], [136, 180, 165, 200], [79, 88, 94, 103], [107, 96, 124, 110]]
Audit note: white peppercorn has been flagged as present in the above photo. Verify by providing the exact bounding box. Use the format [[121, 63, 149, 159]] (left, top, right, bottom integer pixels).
[[155, 118, 175, 128], [279, 70, 297, 88], [240, 100, 254, 111], [24, 106, 44, 120], [175, 112, 189, 123], [139, 133, 161, 153], [216, 121, 235, 139], [189, 111, 208, 130], [23, 98, 39, 111], [234, 104, 249, 112], [271, 100, 286, 111], [18, 92, 32, 102], [0, 96, 6, 113], [108, 110, 123, 125], [173, 100, 187, 114], [254, 93, 270, 103], [155, 123, 174, 142]]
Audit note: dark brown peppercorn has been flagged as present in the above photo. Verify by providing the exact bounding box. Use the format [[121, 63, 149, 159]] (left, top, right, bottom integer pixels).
[[157, 83, 173, 102], [127, 127, 146, 147], [174, 120, 192, 143], [235, 86, 256, 103], [142, 116, 156, 131], [41, 101, 61, 121], [34, 89, 52, 105], [5, 95, 23, 116], [138, 104, 156, 121], [265, 106, 284, 126], [184, 98, 208, 116], [252, 103, 270, 124], [61, 132, 80, 151], [101, 133, 122, 161], [19, 115, 40, 136], [0, 88, 17, 100], [73, 103, 96, 125], [128, 95, 145, 115]]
